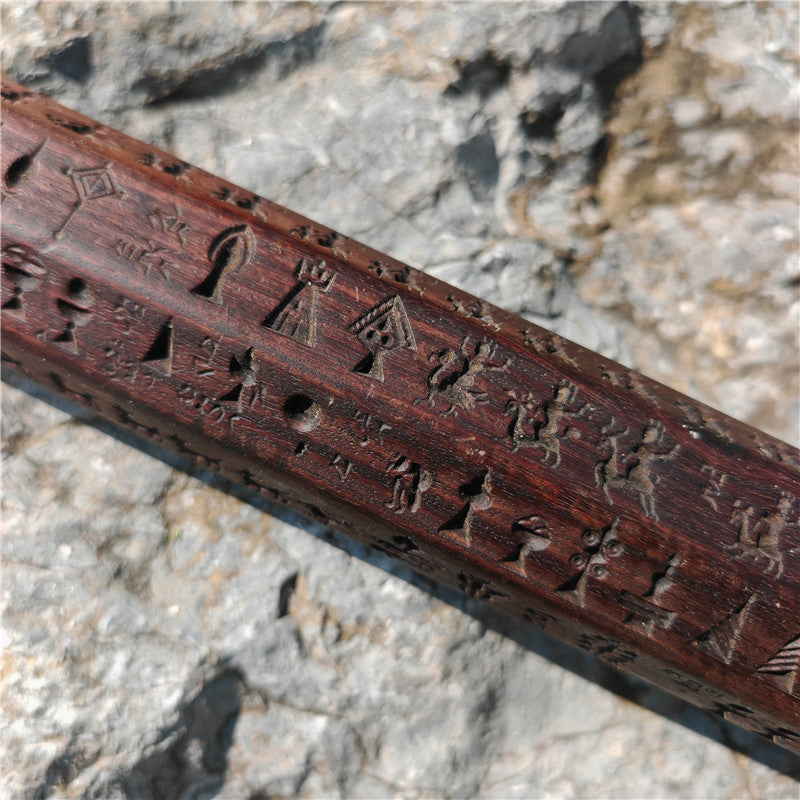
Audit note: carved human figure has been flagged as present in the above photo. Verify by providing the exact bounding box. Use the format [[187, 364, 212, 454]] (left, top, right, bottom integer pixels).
[[386, 456, 433, 514], [506, 381, 587, 466], [595, 419, 678, 520], [728, 494, 798, 578]]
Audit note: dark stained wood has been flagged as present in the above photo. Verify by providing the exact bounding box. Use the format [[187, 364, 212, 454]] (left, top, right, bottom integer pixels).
[[2, 79, 799, 751]]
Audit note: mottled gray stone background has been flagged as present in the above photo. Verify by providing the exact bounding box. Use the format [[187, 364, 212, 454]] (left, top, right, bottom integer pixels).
[[2, 2, 799, 798]]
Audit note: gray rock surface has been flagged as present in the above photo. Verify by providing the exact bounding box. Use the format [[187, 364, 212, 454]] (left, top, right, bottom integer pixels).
[[2, 2, 799, 798]]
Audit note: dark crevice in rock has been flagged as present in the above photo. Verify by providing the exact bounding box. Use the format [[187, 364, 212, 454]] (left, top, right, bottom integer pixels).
[[445, 51, 511, 99], [585, 132, 611, 187], [593, 46, 643, 108], [277, 571, 299, 618], [139, 22, 326, 106], [584, 3, 644, 186], [107, 664, 245, 800], [519, 93, 573, 139], [33, 737, 100, 800], [47, 37, 93, 84], [557, 2, 642, 75], [456, 129, 499, 199]]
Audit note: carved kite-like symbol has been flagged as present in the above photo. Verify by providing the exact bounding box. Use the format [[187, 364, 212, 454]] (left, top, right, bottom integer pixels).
[[350, 295, 416, 382], [53, 162, 126, 240], [264, 258, 335, 347]]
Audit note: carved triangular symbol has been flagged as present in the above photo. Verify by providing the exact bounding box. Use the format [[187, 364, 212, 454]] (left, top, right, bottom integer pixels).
[[696, 594, 756, 664], [265, 284, 313, 345], [264, 259, 334, 347], [757, 636, 800, 697], [143, 318, 175, 375], [440, 505, 472, 543], [350, 295, 416, 382]]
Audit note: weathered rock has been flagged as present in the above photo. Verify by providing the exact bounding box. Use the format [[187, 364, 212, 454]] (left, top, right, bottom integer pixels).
[[2, 3, 798, 798]]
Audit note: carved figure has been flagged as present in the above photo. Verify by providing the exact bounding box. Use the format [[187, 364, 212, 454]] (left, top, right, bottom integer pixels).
[[1, 243, 46, 319], [757, 635, 800, 697], [53, 162, 125, 240], [386, 456, 432, 513], [558, 517, 622, 605], [577, 633, 636, 665], [618, 553, 680, 634], [142, 318, 175, 375], [595, 419, 678, 520], [192, 224, 254, 304], [217, 347, 260, 408], [505, 381, 586, 466], [728, 493, 798, 579], [265, 258, 335, 347], [350, 295, 416, 381], [503, 514, 551, 571], [421, 336, 508, 417], [440, 469, 492, 544], [457, 572, 508, 600], [148, 201, 189, 247], [696, 593, 756, 665], [54, 277, 94, 352]]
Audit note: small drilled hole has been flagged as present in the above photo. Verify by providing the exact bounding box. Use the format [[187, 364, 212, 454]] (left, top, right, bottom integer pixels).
[[284, 394, 321, 432]]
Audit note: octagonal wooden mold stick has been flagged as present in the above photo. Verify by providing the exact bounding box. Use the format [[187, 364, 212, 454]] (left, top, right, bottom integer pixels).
[[2, 79, 798, 752]]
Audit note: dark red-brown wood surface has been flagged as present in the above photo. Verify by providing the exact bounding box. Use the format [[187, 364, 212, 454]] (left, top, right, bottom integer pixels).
[[2, 79, 799, 751]]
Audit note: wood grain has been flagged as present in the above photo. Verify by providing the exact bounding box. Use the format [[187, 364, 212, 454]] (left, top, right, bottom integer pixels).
[[2, 79, 799, 752]]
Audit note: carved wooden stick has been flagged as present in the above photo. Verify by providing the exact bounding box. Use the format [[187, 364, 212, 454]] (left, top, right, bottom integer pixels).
[[2, 79, 798, 752]]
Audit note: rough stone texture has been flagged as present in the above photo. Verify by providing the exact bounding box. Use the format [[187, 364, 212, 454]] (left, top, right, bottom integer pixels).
[[2, 2, 799, 798]]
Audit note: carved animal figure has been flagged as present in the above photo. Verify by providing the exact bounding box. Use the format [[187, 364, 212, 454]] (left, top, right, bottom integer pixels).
[[595, 419, 677, 520], [506, 381, 586, 466], [421, 336, 508, 417]]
